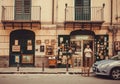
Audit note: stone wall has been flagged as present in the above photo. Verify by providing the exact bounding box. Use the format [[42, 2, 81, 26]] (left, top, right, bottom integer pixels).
[[0, 56, 9, 67], [35, 56, 48, 67]]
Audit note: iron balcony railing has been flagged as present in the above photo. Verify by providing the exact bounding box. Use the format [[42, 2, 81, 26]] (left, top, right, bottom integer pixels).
[[1, 6, 41, 21], [65, 6, 104, 22]]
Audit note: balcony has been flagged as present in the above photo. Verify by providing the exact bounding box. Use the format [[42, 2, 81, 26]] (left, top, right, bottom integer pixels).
[[64, 6, 105, 30], [1, 6, 41, 29]]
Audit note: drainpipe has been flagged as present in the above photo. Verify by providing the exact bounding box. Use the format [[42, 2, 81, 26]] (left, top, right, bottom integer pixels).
[[65, 3, 67, 22], [110, 0, 114, 55], [110, 0, 113, 26], [52, 0, 55, 24]]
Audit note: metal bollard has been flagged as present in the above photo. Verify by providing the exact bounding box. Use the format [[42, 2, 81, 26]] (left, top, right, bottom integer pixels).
[[17, 62, 20, 71], [42, 62, 44, 72], [66, 56, 69, 72]]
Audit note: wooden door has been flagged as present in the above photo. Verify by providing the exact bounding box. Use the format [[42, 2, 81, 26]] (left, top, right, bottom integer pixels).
[[9, 30, 35, 67]]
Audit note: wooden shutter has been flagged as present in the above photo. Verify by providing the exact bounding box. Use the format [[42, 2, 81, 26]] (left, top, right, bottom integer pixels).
[[15, 0, 22, 14], [15, 0, 31, 20], [75, 0, 83, 6], [24, 0, 31, 14], [75, 0, 91, 20]]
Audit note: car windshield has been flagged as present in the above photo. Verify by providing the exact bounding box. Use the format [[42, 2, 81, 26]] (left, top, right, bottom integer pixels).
[[109, 55, 120, 60]]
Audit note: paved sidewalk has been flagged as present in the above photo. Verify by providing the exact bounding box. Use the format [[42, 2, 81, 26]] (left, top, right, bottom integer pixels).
[[0, 67, 93, 74]]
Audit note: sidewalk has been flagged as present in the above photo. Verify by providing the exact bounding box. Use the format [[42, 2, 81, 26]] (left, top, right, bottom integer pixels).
[[0, 67, 93, 74]]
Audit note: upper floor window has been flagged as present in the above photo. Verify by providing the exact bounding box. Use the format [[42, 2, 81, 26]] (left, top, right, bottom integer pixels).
[[15, 0, 31, 20], [75, 0, 91, 20]]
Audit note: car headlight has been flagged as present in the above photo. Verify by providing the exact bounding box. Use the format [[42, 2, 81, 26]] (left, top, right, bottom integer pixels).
[[99, 63, 110, 69]]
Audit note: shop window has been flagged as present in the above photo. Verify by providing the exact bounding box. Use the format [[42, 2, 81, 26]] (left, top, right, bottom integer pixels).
[[95, 35, 109, 61], [71, 41, 81, 54], [57, 35, 70, 68], [58, 35, 70, 52]]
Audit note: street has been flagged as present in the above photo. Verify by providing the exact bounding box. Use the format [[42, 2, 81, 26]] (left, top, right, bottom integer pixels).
[[0, 74, 119, 84]]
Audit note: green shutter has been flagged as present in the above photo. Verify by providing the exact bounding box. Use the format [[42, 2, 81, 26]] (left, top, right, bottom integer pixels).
[[75, 0, 91, 20], [15, 0, 31, 20]]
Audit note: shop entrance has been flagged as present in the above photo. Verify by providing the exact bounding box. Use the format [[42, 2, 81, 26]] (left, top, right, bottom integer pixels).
[[70, 30, 95, 68], [71, 39, 94, 68], [9, 30, 35, 67]]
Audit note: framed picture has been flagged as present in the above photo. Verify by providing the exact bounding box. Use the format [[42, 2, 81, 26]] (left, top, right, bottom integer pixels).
[[27, 45, 32, 50], [12, 45, 20, 52], [40, 45, 44, 52], [51, 39, 56, 45], [27, 40, 32, 45], [15, 40, 18, 45], [22, 54, 33, 63], [36, 40, 41, 45], [15, 55, 20, 63], [46, 45, 54, 55], [60, 37, 63, 43], [45, 39, 49, 44], [114, 41, 120, 51]]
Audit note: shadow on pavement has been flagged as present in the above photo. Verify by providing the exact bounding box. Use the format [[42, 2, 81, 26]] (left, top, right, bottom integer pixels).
[[92, 74, 113, 80]]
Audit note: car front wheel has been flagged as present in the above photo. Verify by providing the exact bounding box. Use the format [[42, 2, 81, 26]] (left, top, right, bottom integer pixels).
[[110, 68, 120, 80]]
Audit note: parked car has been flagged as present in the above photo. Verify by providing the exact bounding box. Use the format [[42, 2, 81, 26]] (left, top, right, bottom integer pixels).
[[92, 55, 120, 80]]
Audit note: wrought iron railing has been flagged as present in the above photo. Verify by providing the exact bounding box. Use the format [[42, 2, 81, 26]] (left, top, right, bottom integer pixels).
[[65, 6, 104, 21], [1, 6, 41, 21]]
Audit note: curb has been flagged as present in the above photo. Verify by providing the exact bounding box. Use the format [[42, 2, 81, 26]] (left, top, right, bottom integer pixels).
[[0, 72, 93, 74]]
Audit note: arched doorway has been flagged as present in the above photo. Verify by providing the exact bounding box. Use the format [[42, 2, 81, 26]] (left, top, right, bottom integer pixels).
[[70, 29, 95, 68], [9, 29, 35, 67]]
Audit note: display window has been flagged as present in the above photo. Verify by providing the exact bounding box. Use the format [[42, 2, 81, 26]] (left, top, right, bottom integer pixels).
[[95, 35, 109, 61]]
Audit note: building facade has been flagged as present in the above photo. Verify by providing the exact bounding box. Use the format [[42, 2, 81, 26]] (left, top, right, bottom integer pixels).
[[0, 0, 120, 68]]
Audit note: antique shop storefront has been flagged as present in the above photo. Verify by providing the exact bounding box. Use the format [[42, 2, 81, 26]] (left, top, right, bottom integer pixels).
[[57, 30, 109, 68], [0, 28, 110, 68]]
